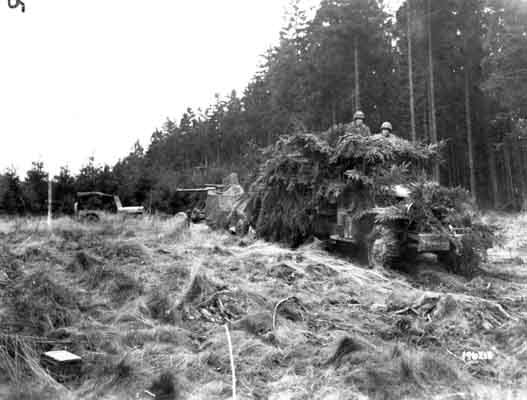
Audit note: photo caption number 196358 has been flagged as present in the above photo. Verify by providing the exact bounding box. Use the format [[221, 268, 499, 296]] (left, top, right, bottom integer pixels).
[[7, 0, 25, 13]]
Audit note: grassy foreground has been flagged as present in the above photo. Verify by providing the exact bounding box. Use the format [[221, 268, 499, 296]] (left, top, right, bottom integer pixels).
[[0, 214, 527, 399]]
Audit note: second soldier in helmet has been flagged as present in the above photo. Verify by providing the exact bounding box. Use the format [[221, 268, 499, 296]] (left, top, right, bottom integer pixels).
[[380, 121, 393, 136]]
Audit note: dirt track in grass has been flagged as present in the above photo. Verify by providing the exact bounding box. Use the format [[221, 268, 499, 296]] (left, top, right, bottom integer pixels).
[[0, 214, 526, 399]]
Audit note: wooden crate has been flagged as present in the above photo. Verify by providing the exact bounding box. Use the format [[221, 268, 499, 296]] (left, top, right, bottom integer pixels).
[[41, 351, 82, 382]]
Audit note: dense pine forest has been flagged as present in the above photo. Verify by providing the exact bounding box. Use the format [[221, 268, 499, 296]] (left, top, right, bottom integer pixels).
[[2, 0, 527, 214]]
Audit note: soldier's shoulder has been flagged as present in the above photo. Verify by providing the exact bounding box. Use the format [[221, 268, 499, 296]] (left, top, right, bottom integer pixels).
[[362, 126, 372, 136], [344, 122, 358, 132]]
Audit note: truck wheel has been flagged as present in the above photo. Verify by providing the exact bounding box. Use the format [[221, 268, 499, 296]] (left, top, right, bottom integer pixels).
[[437, 245, 478, 277], [368, 225, 400, 269]]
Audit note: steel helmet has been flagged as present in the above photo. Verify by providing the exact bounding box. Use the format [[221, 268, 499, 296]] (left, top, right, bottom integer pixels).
[[381, 121, 393, 132], [353, 110, 365, 120]]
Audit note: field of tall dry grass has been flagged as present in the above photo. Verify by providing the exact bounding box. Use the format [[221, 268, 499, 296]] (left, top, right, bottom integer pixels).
[[1, 213, 527, 399]]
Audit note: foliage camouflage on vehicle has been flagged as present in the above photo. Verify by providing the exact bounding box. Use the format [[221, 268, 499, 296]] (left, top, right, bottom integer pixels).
[[248, 130, 494, 274]]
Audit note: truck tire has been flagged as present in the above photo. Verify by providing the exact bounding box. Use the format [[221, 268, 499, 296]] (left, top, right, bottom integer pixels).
[[368, 225, 401, 269], [437, 245, 478, 277]]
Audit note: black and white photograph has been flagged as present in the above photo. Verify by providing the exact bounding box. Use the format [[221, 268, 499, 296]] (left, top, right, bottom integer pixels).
[[1, 0, 527, 399]]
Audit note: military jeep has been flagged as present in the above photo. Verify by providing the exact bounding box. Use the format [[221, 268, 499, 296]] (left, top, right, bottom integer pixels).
[[74, 192, 144, 222]]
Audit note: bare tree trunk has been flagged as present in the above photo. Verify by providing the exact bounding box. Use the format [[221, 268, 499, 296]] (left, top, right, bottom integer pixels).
[[332, 99, 337, 127], [47, 173, 52, 232], [354, 36, 360, 110], [447, 142, 453, 186], [407, 0, 416, 142], [454, 121, 460, 186], [512, 138, 527, 210], [455, 139, 462, 187], [427, 0, 439, 181], [497, 149, 504, 203], [423, 93, 429, 143], [503, 141, 514, 208], [488, 144, 499, 208], [217, 132, 221, 164], [464, 54, 477, 201], [454, 143, 460, 187], [521, 143, 527, 209]]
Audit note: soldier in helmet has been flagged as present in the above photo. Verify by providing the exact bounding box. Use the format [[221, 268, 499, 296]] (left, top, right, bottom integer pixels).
[[348, 110, 372, 137], [380, 121, 393, 136]]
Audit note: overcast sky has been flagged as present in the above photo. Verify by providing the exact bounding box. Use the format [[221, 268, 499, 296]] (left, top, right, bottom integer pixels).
[[0, 0, 403, 175]]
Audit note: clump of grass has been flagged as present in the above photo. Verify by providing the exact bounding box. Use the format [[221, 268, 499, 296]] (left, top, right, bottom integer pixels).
[[351, 354, 422, 399], [267, 262, 302, 283], [96, 219, 126, 237], [67, 251, 101, 273], [0, 245, 21, 280], [74, 251, 92, 270], [180, 273, 222, 305], [0, 335, 63, 397], [83, 264, 115, 288], [113, 356, 134, 383], [164, 265, 191, 291], [304, 263, 337, 278], [210, 245, 233, 257], [122, 229, 136, 238], [114, 242, 145, 260], [86, 352, 134, 384], [5, 385, 58, 400], [274, 296, 305, 324], [19, 246, 55, 263], [47, 325, 122, 356], [55, 225, 86, 243], [96, 240, 146, 263], [325, 336, 364, 367], [418, 353, 460, 383], [122, 329, 154, 348], [147, 290, 176, 323], [123, 326, 192, 348], [148, 371, 181, 400], [347, 344, 465, 400], [160, 214, 191, 241], [172, 272, 228, 323], [108, 272, 144, 304], [8, 271, 80, 335], [81, 263, 143, 304], [232, 312, 273, 336], [491, 319, 527, 349]]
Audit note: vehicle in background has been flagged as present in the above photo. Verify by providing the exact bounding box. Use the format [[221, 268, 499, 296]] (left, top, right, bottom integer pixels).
[[74, 192, 144, 222]]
